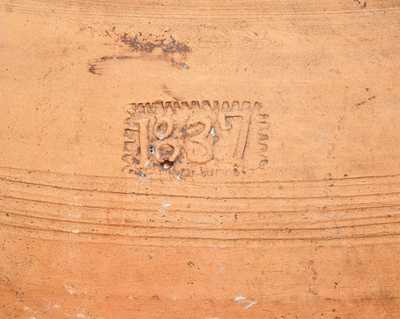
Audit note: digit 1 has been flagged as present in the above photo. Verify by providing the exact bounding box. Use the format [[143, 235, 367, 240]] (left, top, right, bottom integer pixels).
[[136, 118, 150, 166]]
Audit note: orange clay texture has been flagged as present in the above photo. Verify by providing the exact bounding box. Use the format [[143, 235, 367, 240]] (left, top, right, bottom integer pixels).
[[1, 1, 400, 318]]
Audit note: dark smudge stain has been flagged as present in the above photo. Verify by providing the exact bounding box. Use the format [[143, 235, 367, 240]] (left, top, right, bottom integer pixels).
[[355, 95, 376, 107], [87, 29, 191, 75], [88, 63, 99, 75], [88, 55, 135, 75], [120, 32, 191, 56]]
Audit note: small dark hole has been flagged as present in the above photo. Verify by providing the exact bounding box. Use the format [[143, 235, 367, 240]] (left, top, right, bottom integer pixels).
[[148, 144, 156, 154], [160, 160, 174, 170]]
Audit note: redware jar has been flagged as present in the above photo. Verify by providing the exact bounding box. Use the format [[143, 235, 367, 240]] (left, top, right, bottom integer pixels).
[[1, 1, 400, 318]]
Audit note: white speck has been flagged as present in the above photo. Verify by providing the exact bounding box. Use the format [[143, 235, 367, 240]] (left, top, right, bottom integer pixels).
[[159, 201, 171, 214], [175, 172, 183, 181], [210, 127, 218, 144], [76, 313, 86, 319], [137, 171, 151, 184], [71, 229, 80, 234], [163, 202, 171, 209], [210, 127, 217, 137]]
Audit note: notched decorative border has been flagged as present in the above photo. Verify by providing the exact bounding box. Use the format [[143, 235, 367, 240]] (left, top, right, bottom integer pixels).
[[122, 100, 269, 179]]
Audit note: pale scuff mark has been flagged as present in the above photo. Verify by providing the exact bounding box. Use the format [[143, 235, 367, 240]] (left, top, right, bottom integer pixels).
[[234, 295, 246, 303], [234, 294, 257, 310], [64, 283, 78, 295], [67, 211, 82, 219], [244, 300, 257, 309], [217, 264, 225, 274], [23, 305, 38, 318], [43, 302, 62, 311], [23, 305, 32, 312]]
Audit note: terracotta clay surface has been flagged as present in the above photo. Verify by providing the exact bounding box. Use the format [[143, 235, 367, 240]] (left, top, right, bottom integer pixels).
[[1, 1, 400, 318]]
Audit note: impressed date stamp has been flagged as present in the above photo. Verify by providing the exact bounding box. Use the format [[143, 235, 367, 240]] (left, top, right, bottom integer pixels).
[[122, 100, 269, 178]]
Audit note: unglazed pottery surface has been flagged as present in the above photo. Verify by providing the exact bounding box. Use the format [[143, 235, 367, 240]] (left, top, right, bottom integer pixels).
[[1, 1, 400, 318]]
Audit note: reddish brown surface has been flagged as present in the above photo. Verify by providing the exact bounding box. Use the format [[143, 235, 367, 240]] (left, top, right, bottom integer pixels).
[[1, 1, 400, 318]]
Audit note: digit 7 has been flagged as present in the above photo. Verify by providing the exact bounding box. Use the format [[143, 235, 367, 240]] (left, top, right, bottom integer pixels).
[[218, 110, 252, 159]]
